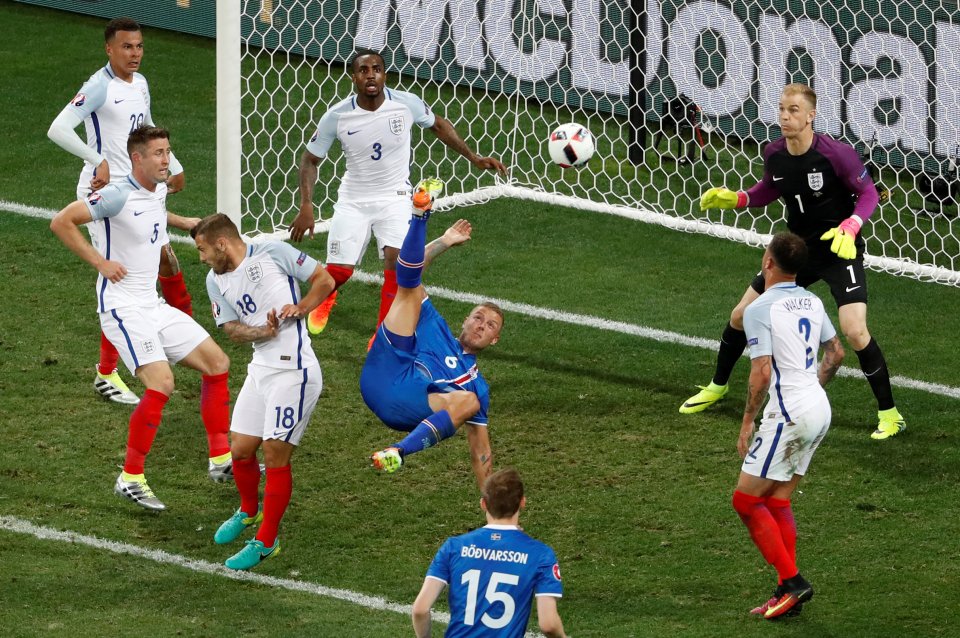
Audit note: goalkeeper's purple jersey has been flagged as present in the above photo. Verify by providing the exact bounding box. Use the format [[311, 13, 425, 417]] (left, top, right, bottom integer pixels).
[[426, 525, 563, 638], [745, 134, 879, 255], [415, 299, 490, 426]]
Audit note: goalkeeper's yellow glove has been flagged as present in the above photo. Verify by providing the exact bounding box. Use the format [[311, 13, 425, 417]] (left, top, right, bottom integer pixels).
[[820, 216, 863, 260], [700, 187, 747, 211]]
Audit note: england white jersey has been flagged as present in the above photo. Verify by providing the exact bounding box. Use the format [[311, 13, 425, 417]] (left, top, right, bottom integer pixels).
[[306, 88, 436, 203], [743, 282, 837, 421], [64, 65, 154, 191], [84, 176, 168, 312], [206, 242, 320, 370]]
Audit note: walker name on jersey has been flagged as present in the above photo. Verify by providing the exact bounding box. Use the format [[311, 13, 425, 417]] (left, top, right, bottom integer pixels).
[[460, 545, 529, 564], [781, 297, 815, 312]]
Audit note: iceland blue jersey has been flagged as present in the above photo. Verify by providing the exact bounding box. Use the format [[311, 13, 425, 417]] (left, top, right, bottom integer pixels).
[[427, 525, 563, 638], [360, 298, 490, 430], [414, 299, 490, 426]]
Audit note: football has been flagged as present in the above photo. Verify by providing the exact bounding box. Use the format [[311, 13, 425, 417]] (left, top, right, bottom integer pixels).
[[548, 123, 595, 168]]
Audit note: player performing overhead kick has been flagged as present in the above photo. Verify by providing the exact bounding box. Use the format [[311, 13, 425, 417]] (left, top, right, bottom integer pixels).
[[361, 179, 503, 490]]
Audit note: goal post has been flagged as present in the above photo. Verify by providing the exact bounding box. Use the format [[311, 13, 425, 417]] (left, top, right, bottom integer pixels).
[[225, 0, 960, 286]]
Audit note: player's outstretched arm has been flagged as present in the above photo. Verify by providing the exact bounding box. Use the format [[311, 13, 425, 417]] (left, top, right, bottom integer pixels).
[[466, 424, 493, 491], [818, 335, 845, 387], [167, 211, 201, 232], [290, 150, 322, 242], [700, 186, 747, 210], [536, 596, 568, 638], [412, 577, 446, 638], [430, 115, 507, 176], [423, 219, 473, 268], [50, 200, 127, 282]]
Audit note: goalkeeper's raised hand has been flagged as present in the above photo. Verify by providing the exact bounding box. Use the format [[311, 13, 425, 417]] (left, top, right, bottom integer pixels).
[[820, 215, 863, 260], [700, 187, 747, 211]]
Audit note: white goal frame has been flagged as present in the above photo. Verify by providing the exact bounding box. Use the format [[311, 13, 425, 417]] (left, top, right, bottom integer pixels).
[[218, 0, 960, 287]]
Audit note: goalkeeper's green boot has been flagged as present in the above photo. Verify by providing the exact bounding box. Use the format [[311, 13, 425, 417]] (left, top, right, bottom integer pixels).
[[871, 407, 906, 440], [679, 382, 728, 414]]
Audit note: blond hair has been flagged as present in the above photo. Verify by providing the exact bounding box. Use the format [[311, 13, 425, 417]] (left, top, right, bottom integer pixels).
[[782, 83, 817, 110]]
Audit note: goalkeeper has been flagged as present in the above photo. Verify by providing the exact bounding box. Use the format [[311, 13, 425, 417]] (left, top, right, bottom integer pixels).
[[680, 83, 905, 441]]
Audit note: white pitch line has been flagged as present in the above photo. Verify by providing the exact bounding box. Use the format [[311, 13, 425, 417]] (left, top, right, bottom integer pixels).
[[0, 515, 550, 638], [0, 516, 429, 617], [4, 199, 958, 400]]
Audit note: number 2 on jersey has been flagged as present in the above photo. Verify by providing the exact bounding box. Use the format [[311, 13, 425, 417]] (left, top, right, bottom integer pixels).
[[461, 569, 519, 629], [798, 317, 814, 369]]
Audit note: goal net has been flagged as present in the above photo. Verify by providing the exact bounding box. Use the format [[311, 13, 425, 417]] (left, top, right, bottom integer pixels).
[[230, 0, 960, 286]]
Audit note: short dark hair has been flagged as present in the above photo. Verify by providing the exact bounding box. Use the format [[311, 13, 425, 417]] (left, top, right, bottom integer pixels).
[[482, 468, 524, 519], [767, 232, 808, 275], [127, 125, 169, 158], [192, 213, 240, 241], [349, 49, 385, 73], [105, 17, 141, 42]]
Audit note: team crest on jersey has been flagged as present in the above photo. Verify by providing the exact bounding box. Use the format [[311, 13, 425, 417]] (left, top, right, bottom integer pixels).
[[807, 171, 824, 191], [329, 240, 340, 257], [389, 115, 405, 136], [246, 263, 263, 283], [552, 564, 562, 581], [71, 93, 86, 107], [141, 339, 156, 355]]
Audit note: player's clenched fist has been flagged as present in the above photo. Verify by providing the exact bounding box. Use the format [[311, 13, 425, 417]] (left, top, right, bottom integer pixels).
[[700, 187, 746, 211]]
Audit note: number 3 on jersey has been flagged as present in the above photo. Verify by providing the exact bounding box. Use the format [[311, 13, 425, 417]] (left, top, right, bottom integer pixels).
[[461, 570, 519, 629], [370, 142, 382, 161]]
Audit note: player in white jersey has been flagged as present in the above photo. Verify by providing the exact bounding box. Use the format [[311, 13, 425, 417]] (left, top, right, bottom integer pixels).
[[731, 232, 845, 620], [289, 49, 507, 341], [50, 126, 233, 512], [192, 213, 336, 570], [48, 17, 194, 405]]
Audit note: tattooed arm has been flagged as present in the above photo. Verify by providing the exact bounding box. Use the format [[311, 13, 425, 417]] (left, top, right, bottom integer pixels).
[[466, 424, 493, 491], [221, 310, 279, 344], [818, 335, 845, 387], [738, 355, 772, 458], [423, 219, 473, 267]]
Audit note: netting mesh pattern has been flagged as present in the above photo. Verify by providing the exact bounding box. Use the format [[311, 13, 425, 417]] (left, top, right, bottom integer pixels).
[[240, 0, 960, 285]]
